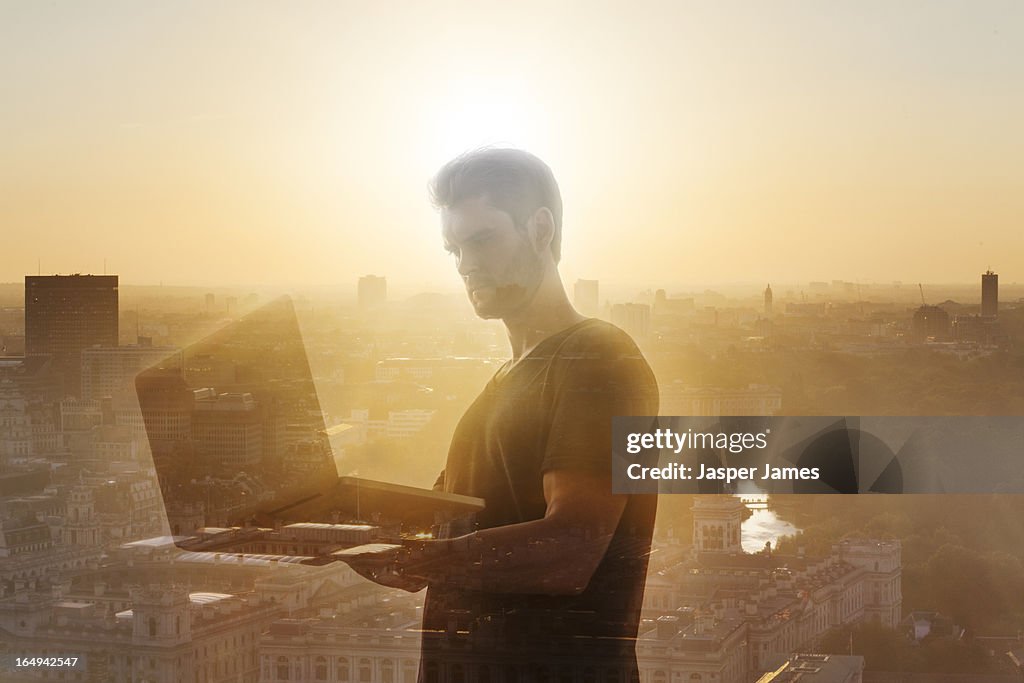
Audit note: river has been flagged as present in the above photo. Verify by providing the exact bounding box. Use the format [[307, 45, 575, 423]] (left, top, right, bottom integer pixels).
[[737, 492, 800, 553]]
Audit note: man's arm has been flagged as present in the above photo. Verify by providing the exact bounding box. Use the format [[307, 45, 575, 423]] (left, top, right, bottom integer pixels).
[[346, 467, 627, 595]]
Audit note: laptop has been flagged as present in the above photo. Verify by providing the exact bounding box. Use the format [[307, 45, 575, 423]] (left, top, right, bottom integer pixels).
[[136, 296, 483, 563]]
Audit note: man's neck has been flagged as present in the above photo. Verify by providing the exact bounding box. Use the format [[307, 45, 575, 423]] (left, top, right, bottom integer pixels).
[[502, 269, 587, 361]]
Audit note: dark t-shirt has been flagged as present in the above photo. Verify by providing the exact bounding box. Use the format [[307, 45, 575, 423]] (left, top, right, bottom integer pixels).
[[420, 318, 659, 681]]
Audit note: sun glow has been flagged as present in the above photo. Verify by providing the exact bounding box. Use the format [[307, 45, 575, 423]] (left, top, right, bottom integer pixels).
[[419, 76, 550, 167]]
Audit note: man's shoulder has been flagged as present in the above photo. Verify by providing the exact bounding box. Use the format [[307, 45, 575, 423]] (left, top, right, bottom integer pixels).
[[553, 319, 647, 360], [547, 319, 657, 395]]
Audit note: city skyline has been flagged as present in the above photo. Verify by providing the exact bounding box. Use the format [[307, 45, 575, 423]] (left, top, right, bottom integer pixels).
[[1, 273, 1022, 302], [2, 264, 1023, 679]]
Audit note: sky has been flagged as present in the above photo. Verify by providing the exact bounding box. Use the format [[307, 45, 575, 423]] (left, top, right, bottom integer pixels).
[[2, 1, 1023, 290]]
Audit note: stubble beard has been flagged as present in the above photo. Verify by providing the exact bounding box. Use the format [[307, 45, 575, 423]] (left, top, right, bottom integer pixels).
[[469, 243, 545, 320]]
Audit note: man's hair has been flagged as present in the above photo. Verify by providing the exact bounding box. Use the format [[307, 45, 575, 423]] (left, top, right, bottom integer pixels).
[[429, 148, 563, 262]]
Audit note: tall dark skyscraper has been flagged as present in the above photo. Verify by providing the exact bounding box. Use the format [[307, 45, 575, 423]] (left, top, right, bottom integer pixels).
[[25, 275, 119, 397], [981, 270, 998, 317], [763, 283, 773, 316]]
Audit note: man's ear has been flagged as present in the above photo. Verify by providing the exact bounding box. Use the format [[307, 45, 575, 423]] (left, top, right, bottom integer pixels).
[[526, 207, 556, 258]]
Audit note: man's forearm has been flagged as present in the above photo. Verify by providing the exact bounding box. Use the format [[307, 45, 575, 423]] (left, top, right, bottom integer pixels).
[[398, 516, 614, 595]]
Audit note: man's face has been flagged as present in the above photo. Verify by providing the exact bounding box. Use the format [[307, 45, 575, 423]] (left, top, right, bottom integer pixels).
[[441, 196, 545, 320]]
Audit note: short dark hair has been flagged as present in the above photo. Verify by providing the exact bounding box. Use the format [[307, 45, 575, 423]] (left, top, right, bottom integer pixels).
[[429, 148, 563, 262]]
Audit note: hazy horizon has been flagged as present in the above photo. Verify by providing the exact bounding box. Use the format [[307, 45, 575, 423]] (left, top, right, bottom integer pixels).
[[1, 277, 1021, 310]]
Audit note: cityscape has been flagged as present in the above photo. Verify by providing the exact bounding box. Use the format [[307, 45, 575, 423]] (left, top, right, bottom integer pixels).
[[1, 270, 1022, 682], [6, 2, 1024, 681]]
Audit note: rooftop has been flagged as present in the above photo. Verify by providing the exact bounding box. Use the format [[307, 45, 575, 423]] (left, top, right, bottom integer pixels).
[[757, 653, 864, 682]]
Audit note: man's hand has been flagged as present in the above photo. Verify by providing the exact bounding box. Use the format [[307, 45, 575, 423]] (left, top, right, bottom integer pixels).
[[338, 546, 429, 593]]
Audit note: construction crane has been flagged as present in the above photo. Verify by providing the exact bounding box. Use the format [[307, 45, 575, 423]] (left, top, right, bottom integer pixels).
[[919, 283, 926, 306]]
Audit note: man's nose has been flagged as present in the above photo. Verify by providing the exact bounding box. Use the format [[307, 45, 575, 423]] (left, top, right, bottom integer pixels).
[[455, 250, 477, 277]]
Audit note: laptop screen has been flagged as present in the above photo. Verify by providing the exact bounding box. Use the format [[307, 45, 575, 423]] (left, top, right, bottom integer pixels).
[[137, 296, 338, 531]]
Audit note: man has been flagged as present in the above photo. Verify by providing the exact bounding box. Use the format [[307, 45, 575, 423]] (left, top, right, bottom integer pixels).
[[348, 148, 659, 683]]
